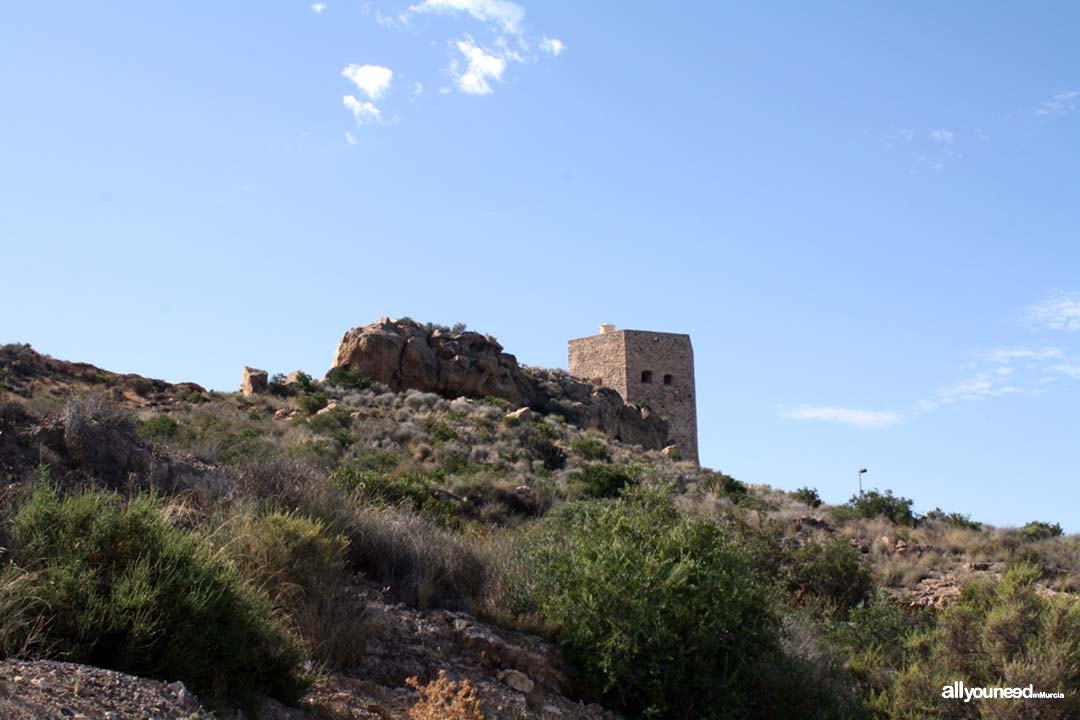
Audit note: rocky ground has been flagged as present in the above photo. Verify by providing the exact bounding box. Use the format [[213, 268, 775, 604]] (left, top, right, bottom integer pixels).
[[0, 660, 212, 719], [0, 582, 615, 720]]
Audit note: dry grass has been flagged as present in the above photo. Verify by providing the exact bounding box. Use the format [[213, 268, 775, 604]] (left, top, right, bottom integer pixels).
[[0, 567, 49, 658], [406, 671, 484, 720]]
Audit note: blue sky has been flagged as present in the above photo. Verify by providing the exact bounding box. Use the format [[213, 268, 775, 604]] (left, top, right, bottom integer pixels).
[[3, 2, 1080, 529]]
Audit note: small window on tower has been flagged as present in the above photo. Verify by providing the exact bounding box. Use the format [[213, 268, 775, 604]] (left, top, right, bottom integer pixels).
[[641, 370, 653, 384], [663, 374, 673, 386]]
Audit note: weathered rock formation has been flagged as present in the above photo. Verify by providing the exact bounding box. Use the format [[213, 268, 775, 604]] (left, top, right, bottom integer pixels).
[[240, 367, 268, 397], [329, 318, 670, 451]]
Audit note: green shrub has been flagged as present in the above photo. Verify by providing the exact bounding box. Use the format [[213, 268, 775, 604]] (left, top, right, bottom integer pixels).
[[790, 486, 823, 508], [786, 537, 874, 614], [833, 489, 916, 527], [876, 564, 1080, 719], [297, 391, 329, 416], [702, 470, 749, 501], [1020, 520, 1064, 542], [570, 436, 610, 462], [224, 512, 365, 670], [517, 488, 779, 718], [268, 373, 296, 398], [924, 507, 983, 531], [568, 464, 636, 499], [10, 486, 306, 704], [325, 366, 373, 391], [138, 415, 180, 441], [422, 417, 458, 444], [524, 434, 566, 471]]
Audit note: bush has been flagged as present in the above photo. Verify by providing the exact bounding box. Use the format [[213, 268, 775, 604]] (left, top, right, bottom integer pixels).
[[9, 486, 307, 704], [224, 512, 365, 670], [268, 373, 296, 398], [297, 391, 329, 416], [524, 434, 566, 471], [406, 671, 484, 720], [517, 488, 779, 718], [138, 415, 180, 441], [702, 470, 749, 501], [422, 417, 458, 444], [570, 435, 610, 462], [568, 464, 636, 499], [790, 486, 823, 508], [876, 564, 1080, 719], [1020, 520, 1064, 542], [924, 507, 982, 531], [833, 489, 916, 527], [785, 537, 874, 614], [325, 366, 373, 392]]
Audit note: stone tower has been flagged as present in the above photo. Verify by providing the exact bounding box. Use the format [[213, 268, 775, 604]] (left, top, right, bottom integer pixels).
[[568, 324, 699, 464]]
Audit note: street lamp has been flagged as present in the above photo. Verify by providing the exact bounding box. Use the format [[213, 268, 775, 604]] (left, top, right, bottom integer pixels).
[[857, 468, 868, 496]]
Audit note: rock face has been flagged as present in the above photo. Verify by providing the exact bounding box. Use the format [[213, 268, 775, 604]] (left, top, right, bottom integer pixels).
[[330, 318, 670, 452], [241, 367, 268, 397]]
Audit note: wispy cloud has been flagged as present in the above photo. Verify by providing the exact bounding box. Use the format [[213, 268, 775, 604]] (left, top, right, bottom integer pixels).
[[343, 95, 381, 124], [1036, 90, 1078, 116], [539, 36, 565, 56], [1027, 293, 1080, 331], [982, 347, 1063, 364], [930, 129, 955, 144], [406, 0, 525, 34], [781, 406, 902, 428], [311, 3, 326, 13], [452, 37, 506, 95], [1049, 363, 1080, 379], [342, 64, 393, 100], [921, 373, 1021, 411], [344, 131, 357, 145]]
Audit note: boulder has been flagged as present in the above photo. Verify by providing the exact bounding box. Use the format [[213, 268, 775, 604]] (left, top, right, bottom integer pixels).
[[240, 367, 268, 397], [497, 669, 535, 694]]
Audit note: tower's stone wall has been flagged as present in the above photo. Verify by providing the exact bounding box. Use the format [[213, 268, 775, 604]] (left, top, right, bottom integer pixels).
[[567, 331, 627, 398], [568, 327, 699, 464]]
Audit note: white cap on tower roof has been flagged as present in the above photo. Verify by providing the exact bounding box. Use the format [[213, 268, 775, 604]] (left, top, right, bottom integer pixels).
[[599, 323, 616, 335]]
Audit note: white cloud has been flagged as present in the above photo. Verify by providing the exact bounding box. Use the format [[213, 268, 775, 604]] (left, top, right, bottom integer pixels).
[[345, 131, 357, 145], [898, 128, 915, 141], [1037, 90, 1078, 116], [982, 347, 1063, 364], [413, 82, 424, 95], [922, 373, 1021, 410], [342, 64, 393, 100], [1028, 294, 1080, 331], [781, 406, 901, 428], [439, 86, 452, 94], [407, 0, 525, 34], [1050, 363, 1080, 379], [343, 95, 381, 124], [539, 36, 565, 56], [311, 3, 326, 13], [930, 129, 955, 143], [452, 38, 505, 95]]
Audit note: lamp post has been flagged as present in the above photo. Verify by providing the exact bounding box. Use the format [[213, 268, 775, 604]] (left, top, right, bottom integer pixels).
[[857, 468, 868, 497]]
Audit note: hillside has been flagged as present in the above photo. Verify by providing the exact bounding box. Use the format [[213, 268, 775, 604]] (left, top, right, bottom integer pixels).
[[1, 321, 1079, 719]]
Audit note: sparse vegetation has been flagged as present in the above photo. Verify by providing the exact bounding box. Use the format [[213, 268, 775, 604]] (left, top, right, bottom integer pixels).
[[833, 489, 917, 526], [3, 340, 1079, 720], [790, 486, 823, 508]]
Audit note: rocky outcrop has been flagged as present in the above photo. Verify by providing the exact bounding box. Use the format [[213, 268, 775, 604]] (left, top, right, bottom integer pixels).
[[329, 318, 669, 451], [241, 367, 268, 397], [0, 344, 205, 405], [331, 319, 533, 404]]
